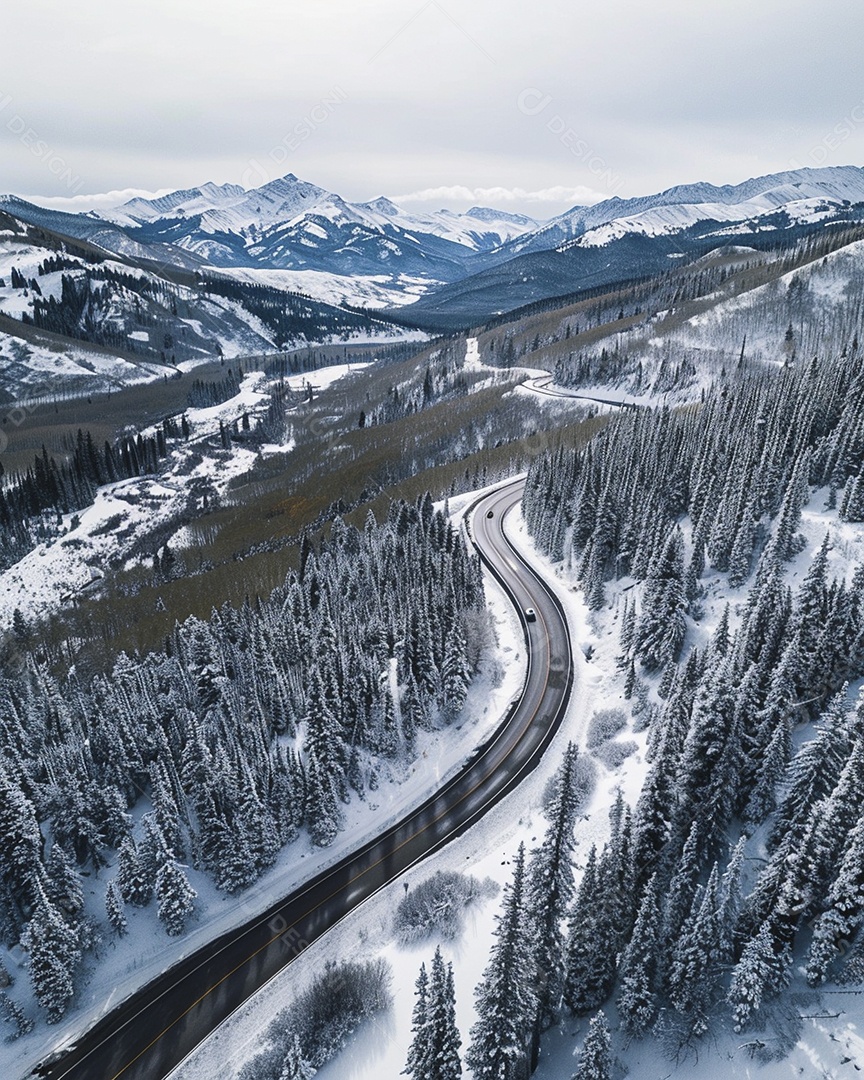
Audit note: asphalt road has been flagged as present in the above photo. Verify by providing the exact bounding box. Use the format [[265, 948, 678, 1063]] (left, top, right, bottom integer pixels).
[[521, 374, 639, 409], [31, 476, 574, 1080]]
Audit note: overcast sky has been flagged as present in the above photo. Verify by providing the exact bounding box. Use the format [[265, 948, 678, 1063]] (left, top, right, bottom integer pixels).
[[3, 0, 864, 217]]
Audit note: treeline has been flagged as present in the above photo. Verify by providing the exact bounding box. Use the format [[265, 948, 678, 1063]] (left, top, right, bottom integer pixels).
[[201, 275, 407, 345], [186, 367, 242, 408], [20, 269, 162, 348], [0, 421, 186, 570], [0, 495, 487, 1025], [261, 338, 423, 379], [506, 350, 864, 1063], [363, 351, 470, 428]]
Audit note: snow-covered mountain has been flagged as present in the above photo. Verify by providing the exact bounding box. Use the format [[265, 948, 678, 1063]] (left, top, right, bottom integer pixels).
[[405, 165, 864, 327], [94, 175, 541, 281], [496, 165, 864, 257], [4, 165, 864, 326]]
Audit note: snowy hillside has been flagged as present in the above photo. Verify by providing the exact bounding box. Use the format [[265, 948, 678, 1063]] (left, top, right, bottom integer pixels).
[[0, 210, 424, 397], [548, 233, 864, 403]]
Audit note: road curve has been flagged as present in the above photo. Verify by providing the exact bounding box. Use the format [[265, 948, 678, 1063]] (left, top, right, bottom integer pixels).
[[521, 374, 639, 410], [31, 476, 573, 1080]]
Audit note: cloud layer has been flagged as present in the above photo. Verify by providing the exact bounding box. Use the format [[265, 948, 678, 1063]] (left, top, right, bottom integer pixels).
[[2, 0, 864, 216]]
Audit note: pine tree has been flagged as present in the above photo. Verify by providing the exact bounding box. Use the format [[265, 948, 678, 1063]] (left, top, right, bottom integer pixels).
[[659, 821, 702, 948], [617, 875, 661, 1039], [305, 752, 341, 847], [806, 808, 864, 986], [526, 743, 580, 1029], [666, 865, 721, 1036], [441, 626, 471, 722], [406, 948, 462, 1080], [727, 919, 790, 1031], [564, 847, 604, 1016], [0, 990, 33, 1039], [466, 844, 537, 1080], [0, 769, 43, 918], [572, 1011, 612, 1080], [105, 879, 128, 936], [117, 836, 152, 907], [404, 961, 430, 1078], [768, 450, 810, 564], [564, 817, 628, 1017], [743, 721, 790, 825], [46, 844, 84, 921], [769, 691, 857, 849], [155, 857, 196, 936], [633, 529, 687, 670], [278, 1033, 316, 1080], [22, 887, 81, 1022], [717, 837, 745, 964]]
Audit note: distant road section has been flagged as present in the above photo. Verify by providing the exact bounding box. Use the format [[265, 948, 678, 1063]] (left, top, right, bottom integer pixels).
[[521, 373, 640, 409]]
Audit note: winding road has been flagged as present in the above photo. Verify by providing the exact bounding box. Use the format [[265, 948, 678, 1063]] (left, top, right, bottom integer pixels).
[[521, 373, 640, 410], [31, 476, 574, 1080]]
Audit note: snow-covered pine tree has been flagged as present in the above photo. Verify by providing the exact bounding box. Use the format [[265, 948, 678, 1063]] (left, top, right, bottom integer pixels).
[[441, 627, 472, 722], [742, 720, 790, 826], [21, 885, 82, 1022], [666, 864, 722, 1036], [278, 1033, 316, 1080], [46, 844, 84, 923], [0, 990, 33, 1039], [305, 752, 341, 847], [526, 742, 580, 1030], [116, 836, 152, 907], [806, 811, 864, 986], [466, 844, 537, 1080], [633, 528, 687, 671], [405, 948, 462, 1080], [404, 961, 430, 1078], [726, 919, 790, 1031], [768, 689, 858, 851], [0, 769, 43, 930], [572, 1010, 612, 1080], [564, 802, 631, 1016], [617, 874, 661, 1039], [155, 857, 197, 936], [105, 879, 128, 936]]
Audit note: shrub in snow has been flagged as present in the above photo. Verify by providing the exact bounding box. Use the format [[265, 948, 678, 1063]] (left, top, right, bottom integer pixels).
[[394, 870, 498, 945], [238, 958, 392, 1079], [585, 708, 628, 749], [593, 740, 637, 771]]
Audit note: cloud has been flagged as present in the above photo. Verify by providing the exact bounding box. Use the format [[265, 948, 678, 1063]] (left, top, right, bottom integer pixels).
[[22, 188, 173, 213], [389, 184, 608, 207]]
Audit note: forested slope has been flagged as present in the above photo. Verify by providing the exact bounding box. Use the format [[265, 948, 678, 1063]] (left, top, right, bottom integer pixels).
[[0, 496, 486, 1026]]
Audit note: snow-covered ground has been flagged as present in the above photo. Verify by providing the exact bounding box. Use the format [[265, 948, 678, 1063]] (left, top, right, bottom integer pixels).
[[208, 266, 436, 310], [0, 365, 374, 633], [283, 361, 372, 395], [516, 374, 656, 409]]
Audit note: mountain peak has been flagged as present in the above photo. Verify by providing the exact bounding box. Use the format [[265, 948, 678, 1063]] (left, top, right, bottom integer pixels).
[[361, 196, 401, 216], [465, 206, 540, 226]]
